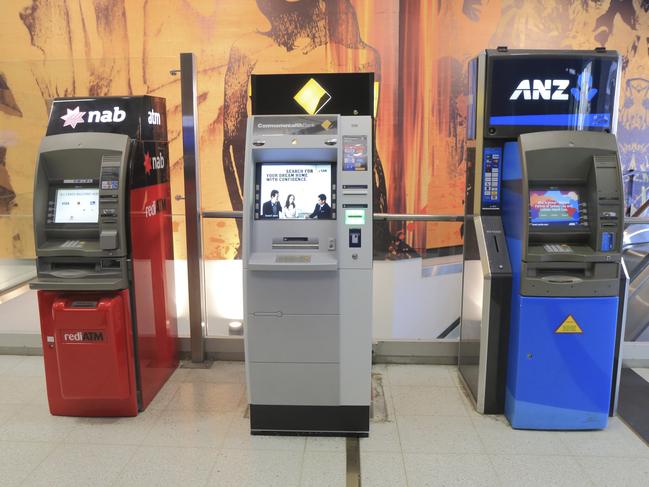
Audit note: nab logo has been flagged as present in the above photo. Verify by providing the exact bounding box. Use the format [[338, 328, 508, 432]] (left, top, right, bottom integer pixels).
[[143, 151, 165, 175], [147, 109, 161, 125], [63, 331, 104, 342], [509, 73, 598, 102], [60, 106, 126, 129]]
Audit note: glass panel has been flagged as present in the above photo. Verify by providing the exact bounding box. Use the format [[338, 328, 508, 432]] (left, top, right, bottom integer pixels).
[[373, 221, 463, 340], [203, 217, 464, 340], [202, 217, 243, 337]]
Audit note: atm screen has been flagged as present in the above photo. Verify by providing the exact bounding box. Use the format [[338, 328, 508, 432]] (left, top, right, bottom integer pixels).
[[256, 163, 335, 219], [54, 188, 99, 224], [529, 188, 581, 227]]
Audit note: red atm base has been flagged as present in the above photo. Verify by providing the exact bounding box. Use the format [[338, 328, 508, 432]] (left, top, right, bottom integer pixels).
[[38, 290, 139, 417]]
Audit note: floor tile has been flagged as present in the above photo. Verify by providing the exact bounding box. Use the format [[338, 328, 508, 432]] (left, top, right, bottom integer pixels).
[[403, 453, 499, 487], [0, 402, 21, 427], [0, 376, 45, 404], [471, 413, 567, 455], [391, 385, 469, 416], [165, 382, 245, 413], [145, 381, 180, 411], [0, 441, 57, 487], [0, 404, 76, 442], [577, 455, 649, 487], [207, 449, 304, 487], [360, 420, 401, 453], [490, 454, 593, 487], [142, 409, 233, 448], [397, 415, 484, 454], [222, 415, 306, 451], [305, 436, 346, 452], [0, 355, 26, 375], [180, 361, 246, 384], [361, 451, 407, 487], [9, 355, 45, 377], [114, 445, 219, 487], [559, 417, 649, 458], [64, 408, 161, 446], [22, 443, 136, 487], [300, 451, 345, 487], [380, 378, 400, 418], [387, 364, 456, 387]]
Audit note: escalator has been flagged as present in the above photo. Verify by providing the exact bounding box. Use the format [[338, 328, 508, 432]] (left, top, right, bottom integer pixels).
[[622, 223, 649, 341]]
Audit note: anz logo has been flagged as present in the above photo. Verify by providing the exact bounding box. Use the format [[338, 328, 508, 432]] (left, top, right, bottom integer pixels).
[[509, 73, 598, 102]]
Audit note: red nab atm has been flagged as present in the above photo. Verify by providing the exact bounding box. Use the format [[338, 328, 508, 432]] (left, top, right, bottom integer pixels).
[[31, 96, 177, 416]]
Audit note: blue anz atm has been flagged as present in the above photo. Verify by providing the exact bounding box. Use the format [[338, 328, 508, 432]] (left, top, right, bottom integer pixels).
[[459, 48, 627, 429]]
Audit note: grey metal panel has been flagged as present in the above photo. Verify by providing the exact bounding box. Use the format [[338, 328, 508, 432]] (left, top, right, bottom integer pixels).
[[339, 269, 372, 406], [474, 216, 492, 412], [179, 52, 206, 363], [248, 362, 339, 405], [246, 271, 338, 315], [247, 314, 339, 363]]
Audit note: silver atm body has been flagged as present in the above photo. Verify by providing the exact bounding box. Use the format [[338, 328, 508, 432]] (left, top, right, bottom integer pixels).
[[243, 115, 373, 436]]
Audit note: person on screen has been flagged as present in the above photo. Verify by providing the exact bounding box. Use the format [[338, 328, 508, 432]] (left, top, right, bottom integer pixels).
[[308, 194, 332, 219], [262, 189, 282, 218], [282, 194, 298, 219]]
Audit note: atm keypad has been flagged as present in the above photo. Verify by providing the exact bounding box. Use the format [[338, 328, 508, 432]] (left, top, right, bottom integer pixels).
[[543, 244, 573, 253]]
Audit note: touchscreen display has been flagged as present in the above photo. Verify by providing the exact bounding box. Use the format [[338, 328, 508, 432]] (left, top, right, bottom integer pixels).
[[257, 163, 334, 219], [54, 188, 99, 223], [529, 189, 581, 227]]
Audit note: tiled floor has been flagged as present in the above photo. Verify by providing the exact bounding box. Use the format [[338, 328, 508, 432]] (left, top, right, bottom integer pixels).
[[1, 355, 648, 487]]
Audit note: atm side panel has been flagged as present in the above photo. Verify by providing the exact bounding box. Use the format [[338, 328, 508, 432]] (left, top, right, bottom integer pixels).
[[128, 100, 178, 410]]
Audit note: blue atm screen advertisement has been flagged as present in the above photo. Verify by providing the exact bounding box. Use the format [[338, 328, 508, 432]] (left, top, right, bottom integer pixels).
[[482, 147, 502, 209], [529, 189, 581, 227]]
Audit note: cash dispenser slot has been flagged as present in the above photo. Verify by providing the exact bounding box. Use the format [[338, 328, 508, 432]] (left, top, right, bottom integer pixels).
[[272, 237, 319, 250]]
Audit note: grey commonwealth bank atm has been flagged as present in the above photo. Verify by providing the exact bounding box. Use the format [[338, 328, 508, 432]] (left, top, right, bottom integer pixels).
[[242, 114, 372, 436]]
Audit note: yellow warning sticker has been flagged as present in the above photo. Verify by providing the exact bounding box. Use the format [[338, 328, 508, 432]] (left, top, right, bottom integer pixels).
[[555, 315, 583, 334]]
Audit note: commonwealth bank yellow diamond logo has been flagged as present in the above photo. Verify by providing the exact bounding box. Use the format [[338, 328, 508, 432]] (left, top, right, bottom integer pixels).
[[293, 78, 332, 115]]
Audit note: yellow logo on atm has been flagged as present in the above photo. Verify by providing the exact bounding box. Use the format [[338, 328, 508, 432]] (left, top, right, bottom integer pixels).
[[555, 315, 583, 334], [293, 78, 331, 115]]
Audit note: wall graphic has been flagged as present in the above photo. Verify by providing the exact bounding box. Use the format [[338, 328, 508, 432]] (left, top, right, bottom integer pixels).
[[1, 0, 649, 260]]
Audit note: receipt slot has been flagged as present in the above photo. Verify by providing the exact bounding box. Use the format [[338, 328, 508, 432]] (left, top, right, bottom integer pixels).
[[31, 96, 177, 416], [243, 115, 373, 436]]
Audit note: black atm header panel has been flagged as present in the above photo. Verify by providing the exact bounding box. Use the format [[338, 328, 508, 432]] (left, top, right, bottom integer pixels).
[[485, 50, 619, 138], [46, 96, 167, 141], [251, 73, 374, 116]]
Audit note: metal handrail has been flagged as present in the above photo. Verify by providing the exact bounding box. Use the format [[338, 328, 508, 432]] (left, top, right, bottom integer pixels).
[[625, 217, 649, 225], [373, 213, 463, 222], [203, 210, 243, 219], [201, 211, 463, 222], [200, 211, 649, 227]]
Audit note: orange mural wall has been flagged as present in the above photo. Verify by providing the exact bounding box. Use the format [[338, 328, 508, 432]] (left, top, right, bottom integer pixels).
[[2, 1, 649, 260]]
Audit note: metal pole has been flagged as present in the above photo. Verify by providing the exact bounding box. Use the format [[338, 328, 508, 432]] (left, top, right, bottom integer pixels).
[[180, 52, 206, 363]]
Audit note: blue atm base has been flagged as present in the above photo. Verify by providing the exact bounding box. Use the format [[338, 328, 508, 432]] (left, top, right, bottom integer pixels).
[[505, 295, 618, 430]]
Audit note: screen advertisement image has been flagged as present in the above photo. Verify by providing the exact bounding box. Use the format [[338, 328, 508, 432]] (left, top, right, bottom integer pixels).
[[343, 135, 368, 171], [257, 163, 334, 220], [54, 188, 100, 224], [529, 189, 580, 227]]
